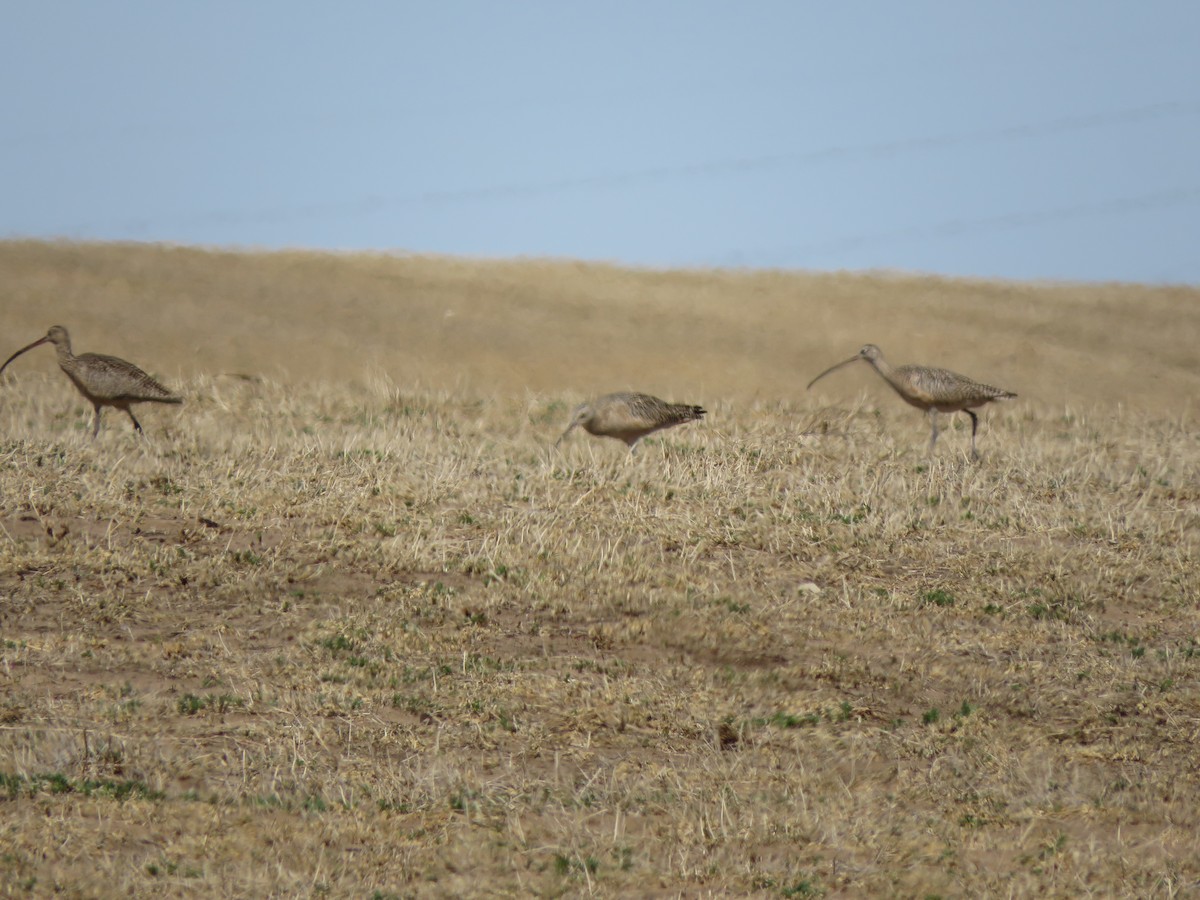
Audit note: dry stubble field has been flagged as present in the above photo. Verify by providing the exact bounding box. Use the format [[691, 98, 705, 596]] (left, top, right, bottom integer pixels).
[[1, 241, 1199, 897]]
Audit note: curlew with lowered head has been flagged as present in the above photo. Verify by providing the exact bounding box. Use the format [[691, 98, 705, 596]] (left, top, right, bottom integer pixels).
[[1, 325, 182, 438], [556, 392, 706, 452], [807, 344, 1015, 459]]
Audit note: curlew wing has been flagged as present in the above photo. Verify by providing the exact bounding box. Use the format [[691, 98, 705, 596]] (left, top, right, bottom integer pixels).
[[894, 365, 954, 406], [898, 365, 1015, 409], [75, 353, 182, 404], [616, 392, 706, 428]]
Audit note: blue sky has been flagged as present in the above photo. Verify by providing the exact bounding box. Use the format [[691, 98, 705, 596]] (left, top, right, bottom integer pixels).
[[3, 2, 1199, 283]]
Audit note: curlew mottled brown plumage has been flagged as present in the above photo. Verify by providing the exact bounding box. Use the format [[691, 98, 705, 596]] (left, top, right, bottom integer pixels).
[[555, 392, 706, 452], [1, 325, 182, 438], [807, 344, 1016, 459]]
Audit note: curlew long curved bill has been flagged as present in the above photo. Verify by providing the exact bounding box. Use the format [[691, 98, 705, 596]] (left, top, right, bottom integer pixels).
[[0, 335, 51, 379], [554, 423, 578, 448], [806, 355, 860, 391]]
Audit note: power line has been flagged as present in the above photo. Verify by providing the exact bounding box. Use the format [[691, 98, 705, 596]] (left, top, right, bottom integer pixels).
[[50, 99, 1200, 234], [746, 186, 1200, 262], [1, 35, 1168, 151]]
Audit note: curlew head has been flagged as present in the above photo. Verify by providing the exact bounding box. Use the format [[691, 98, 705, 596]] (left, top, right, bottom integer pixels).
[[0, 325, 72, 379], [856, 343, 883, 363], [555, 401, 594, 448], [807, 344, 884, 390]]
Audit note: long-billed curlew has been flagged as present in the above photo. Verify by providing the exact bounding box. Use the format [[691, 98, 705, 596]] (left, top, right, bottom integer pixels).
[[807, 344, 1016, 459], [0, 325, 182, 438], [555, 392, 706, 452]]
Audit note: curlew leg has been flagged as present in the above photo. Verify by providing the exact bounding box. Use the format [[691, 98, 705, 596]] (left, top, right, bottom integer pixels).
[[927, 409, 939, 453], [91, 405, 103, 439], [126, 409, 144, 435], [965, 410, 980, 460]]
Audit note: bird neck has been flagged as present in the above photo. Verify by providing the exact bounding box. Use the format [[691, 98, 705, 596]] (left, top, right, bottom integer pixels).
[[866, 353, 895, 378], [866, 354, 905, 393], [53, 341, 77, 372]]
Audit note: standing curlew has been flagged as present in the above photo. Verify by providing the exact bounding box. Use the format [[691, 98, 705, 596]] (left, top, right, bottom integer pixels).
[[807, 344, 1016, 459], [555, 392, 706, 452], [0, 325, 183, 438]]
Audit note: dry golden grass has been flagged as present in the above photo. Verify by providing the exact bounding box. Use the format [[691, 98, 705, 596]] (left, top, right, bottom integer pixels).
[[0, 240, 1198, 897]]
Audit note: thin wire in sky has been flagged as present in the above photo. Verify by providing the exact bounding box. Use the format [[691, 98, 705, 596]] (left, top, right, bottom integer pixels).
[[744, 186, 1200, 263], [48, 99, 1200, 235]]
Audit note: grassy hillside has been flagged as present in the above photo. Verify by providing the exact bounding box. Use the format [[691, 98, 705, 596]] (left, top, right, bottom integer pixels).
[[0, 241, 1197, 896], [2, 240, 1197, 413]]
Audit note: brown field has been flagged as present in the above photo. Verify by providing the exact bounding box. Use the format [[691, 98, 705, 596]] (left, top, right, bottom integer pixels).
[[1, 240, 1198, 897]]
